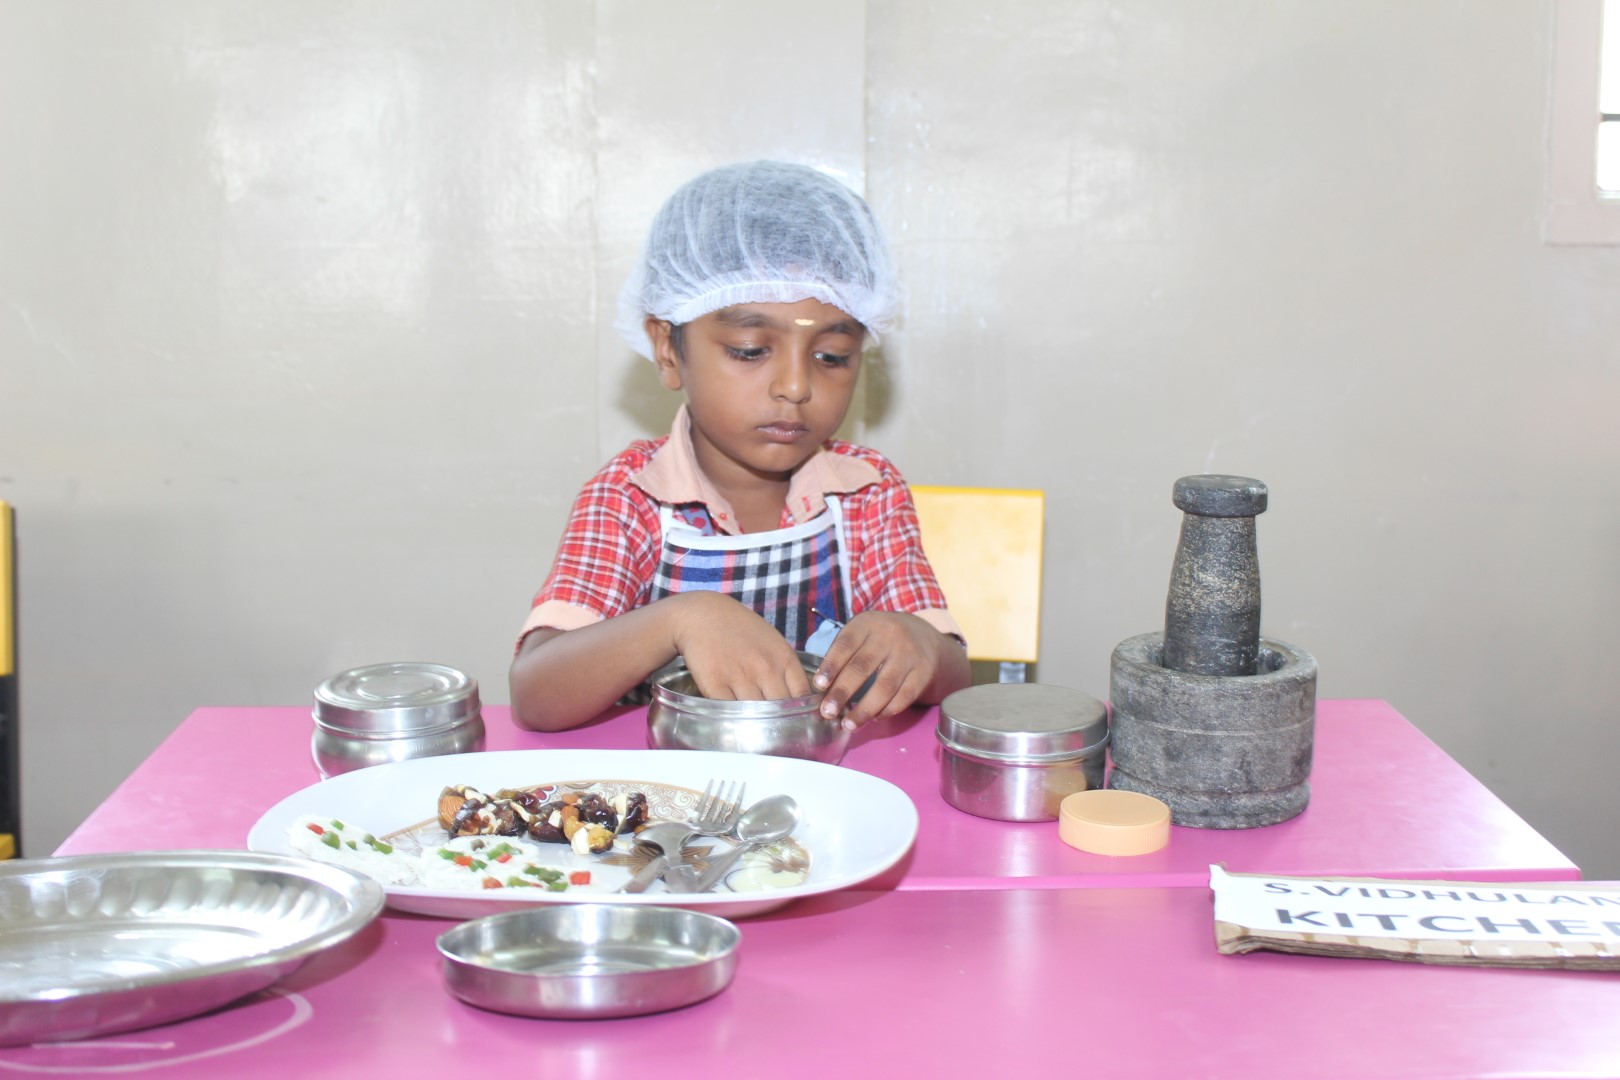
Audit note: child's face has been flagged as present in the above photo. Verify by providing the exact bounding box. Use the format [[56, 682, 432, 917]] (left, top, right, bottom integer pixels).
[[648, 298, 865, 489]]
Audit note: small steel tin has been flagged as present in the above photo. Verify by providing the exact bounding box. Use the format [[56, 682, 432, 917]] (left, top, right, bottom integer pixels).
[[312, 662, 484, 778], [647, 651, 850, 765], [936, 683, 1110, 821]]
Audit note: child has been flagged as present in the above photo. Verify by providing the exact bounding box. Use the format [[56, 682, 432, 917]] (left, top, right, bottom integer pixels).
[[509, 161, 970, 733]]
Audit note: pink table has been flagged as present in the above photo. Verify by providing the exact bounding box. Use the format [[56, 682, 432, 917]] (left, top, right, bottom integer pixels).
[[58, 699, 1578, 887], [5, 887, 1617, 1079], [23, 699, 1606, 1077]]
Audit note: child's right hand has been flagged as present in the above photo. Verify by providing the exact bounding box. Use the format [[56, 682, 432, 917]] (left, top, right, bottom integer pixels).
[[669, 591, 812, 701]]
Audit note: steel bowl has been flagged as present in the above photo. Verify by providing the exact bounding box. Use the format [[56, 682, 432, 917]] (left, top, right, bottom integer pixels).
[[0, 851, 384, 1046], [437, 904, 741, 1019], [646, 651, 851, 765], [312, 661, 485, 778]]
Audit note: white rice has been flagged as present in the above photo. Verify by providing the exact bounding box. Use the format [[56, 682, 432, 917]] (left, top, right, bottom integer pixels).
[[286, 815, 417, 885], [287, 814, 623, 894], [417, 835, 586, 893]]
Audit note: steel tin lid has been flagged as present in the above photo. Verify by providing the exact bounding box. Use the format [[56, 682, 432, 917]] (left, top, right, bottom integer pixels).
[[936, 683, 1109, 763], [313, 662, 480, 735]]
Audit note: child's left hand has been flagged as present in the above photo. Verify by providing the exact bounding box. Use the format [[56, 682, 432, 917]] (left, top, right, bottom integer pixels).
[[811, 611, 970, 730]]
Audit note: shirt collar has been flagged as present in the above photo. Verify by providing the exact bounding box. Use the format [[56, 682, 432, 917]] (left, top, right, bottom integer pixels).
[[631, 405, 880, 531]]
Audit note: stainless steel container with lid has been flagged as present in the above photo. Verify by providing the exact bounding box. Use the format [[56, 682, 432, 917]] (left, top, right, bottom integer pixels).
[[936, 683, 1110, 821], [647, 651, 850, 765], [312, 662, 485, 778]]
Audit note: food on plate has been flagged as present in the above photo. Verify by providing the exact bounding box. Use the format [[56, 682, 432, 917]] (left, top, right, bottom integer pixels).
[[418, 836, 591, 892], [436, 784, 650, 854], [286, 817, 595, 892], [287, 815, 418, 886], [438, 784, 536, 838], [288, 783, 665, 891], [279, 778, 814, 901]]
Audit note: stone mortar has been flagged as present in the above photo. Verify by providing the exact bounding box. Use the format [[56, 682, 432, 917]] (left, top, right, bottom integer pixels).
[[1108, 631, 1318, 828]]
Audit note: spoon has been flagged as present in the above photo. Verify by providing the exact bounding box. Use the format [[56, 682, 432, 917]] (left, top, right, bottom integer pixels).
[[682, 794, 800, 894], [617, 821, 696, 894]]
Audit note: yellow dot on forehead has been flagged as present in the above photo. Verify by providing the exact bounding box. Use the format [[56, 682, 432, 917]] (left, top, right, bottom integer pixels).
[[795, 318, 815, 326]]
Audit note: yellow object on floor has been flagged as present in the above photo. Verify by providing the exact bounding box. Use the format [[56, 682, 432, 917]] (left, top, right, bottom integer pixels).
[[0, 834, 13, 860], [910, 486, 1044, 667]]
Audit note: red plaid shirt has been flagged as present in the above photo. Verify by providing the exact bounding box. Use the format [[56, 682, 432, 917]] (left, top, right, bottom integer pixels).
[[522, 435, 958, 642]]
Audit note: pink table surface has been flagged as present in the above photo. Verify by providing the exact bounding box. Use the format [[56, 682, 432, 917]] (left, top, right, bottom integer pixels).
[[5, 887, 1617, 1079], [58, 699, 1578, 887]]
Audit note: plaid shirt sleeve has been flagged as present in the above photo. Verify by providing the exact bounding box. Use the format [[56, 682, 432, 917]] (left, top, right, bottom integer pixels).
[[530, 444, 664, 622], [835, 445, 951, 618]]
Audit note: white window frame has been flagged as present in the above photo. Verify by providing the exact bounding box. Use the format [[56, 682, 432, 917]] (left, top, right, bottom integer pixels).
[[1545, 0, 1620, 243]]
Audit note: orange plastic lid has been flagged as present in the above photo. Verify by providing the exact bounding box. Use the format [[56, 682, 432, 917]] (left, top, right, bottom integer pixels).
[[1058, 790, 1171, 856]]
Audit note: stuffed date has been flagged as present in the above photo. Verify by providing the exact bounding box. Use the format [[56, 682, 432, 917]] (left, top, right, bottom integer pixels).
[[438, 784, 650, 851]]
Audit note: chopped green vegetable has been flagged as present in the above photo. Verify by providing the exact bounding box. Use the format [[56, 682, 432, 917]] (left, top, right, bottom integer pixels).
[[547, 880, 569, 892], [321, 831, 341, 849]]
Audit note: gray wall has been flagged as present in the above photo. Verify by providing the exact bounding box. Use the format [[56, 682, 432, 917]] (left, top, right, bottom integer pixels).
[[3, 2, 1616, 876]]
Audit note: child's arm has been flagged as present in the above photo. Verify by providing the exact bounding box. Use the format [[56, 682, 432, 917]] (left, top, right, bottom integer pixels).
[[810, 611, 971, 730], [508, 591, 812, 732]]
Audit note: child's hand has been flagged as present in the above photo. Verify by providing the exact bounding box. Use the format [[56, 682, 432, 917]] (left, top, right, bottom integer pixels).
[[811, 611, 969, 729], [670, 591, 813, 701]]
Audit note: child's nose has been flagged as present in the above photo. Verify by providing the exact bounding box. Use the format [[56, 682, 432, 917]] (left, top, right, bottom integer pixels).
[[771, 355, 812, 403]]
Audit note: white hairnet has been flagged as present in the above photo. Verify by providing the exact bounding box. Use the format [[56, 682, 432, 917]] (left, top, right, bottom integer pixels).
[[614, 161, 899, 360]]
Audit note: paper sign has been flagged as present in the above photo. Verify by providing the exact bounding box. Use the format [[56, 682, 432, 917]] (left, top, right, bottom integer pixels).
[[1211, 865, 1620, 969]]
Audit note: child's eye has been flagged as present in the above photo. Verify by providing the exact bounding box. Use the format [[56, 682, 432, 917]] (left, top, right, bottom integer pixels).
[[815, 352, 852, 368], [725, 346, 768, 361]]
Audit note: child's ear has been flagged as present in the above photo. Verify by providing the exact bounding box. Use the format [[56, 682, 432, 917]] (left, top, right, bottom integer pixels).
[[646, 317, 684, 391]]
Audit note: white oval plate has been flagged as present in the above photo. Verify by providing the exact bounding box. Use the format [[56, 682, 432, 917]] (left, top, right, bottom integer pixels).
[[247, 749, 917, 919]]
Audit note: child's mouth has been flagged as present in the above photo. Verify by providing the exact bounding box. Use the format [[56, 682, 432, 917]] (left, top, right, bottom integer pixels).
[[758, 422, 809, 443]]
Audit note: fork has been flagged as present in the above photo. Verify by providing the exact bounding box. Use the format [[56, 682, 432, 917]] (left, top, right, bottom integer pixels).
[[664, 779, 744, 892], [690, 779, 744, 839]]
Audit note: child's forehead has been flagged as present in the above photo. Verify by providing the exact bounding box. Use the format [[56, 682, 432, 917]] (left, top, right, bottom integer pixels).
[[706, 301, 863, 335]]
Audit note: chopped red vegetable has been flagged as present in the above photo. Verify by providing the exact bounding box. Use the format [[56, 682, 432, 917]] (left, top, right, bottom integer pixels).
[[481, 877, 503, 889], [454, 854, 473, 867], [569, 870, 591, 885], [305, 823, 325, 835]]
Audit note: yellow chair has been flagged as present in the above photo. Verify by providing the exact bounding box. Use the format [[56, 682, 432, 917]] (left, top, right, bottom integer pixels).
[[1, 501, 15, 858], [910, 486, 1044, 683]]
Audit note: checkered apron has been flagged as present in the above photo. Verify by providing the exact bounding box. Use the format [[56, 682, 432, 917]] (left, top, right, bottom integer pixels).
[[648, 495, 852, 652]]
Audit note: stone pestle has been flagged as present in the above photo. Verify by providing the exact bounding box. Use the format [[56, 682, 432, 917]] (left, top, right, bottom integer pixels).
[[1107, 475, 1318, 829], [1163, 475, 1267, 677]]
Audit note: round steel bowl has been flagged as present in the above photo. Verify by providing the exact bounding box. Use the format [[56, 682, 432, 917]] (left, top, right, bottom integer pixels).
[[437, 904, 741, 1019], [646, 652, 851, 765]]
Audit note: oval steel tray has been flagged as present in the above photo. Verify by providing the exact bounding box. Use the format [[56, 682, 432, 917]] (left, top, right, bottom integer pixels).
[[0, 850, 385, 1046]]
